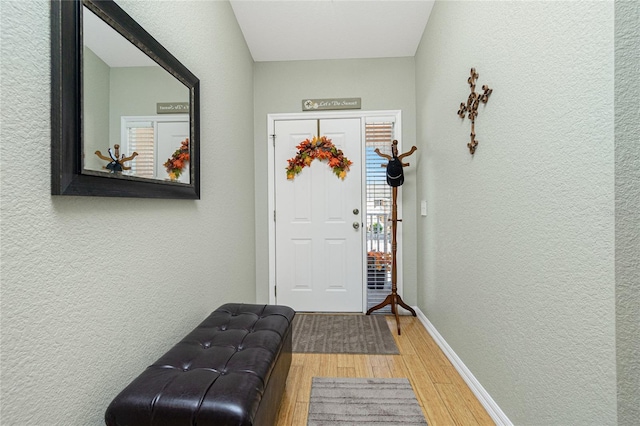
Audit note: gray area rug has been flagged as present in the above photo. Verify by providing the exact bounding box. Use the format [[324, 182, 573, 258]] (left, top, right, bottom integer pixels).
[[292, 314, 399, 354], [307, 377, 427, 425]]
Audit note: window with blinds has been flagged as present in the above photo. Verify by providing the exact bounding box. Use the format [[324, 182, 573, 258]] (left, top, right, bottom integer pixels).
[[125, 121, 155, 178], [365, 121, 394, 311]]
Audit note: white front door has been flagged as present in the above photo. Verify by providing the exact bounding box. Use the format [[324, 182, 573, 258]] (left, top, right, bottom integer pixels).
[[274, 118, 363, 312]]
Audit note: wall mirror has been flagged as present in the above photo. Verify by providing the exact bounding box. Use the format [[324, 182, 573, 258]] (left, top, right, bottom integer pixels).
[[51, 0, 200, 198]]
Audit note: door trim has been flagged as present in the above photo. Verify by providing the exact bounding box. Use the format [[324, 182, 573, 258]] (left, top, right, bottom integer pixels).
[[267, 110, 403, 310]]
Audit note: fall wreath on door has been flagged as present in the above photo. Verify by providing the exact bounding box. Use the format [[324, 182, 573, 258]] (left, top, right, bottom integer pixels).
[[286, 136, 353, 180]]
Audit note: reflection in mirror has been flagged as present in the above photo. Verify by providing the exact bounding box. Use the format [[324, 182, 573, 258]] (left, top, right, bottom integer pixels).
[[51, 0, 200, 198], [82, 5, 191, 183]]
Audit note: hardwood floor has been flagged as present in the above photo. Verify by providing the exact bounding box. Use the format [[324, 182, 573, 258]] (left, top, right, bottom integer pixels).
[[275, 315, 495, 425]]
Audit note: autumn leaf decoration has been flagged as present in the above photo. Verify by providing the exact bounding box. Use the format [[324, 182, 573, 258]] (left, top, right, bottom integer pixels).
[[368, 251, 391, 270], [164, 138, 190, 180], [286, 136, 353, 180]]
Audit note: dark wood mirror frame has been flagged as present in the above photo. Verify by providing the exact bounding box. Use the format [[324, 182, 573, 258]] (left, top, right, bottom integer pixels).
[[51, 0, 200, 199]]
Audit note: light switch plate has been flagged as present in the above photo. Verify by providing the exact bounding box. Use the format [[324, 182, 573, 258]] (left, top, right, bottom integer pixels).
[[421, 200, 427, 216]]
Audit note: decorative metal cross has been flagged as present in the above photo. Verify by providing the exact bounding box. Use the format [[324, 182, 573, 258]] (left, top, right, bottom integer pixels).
[[457, 68, 492, 155]]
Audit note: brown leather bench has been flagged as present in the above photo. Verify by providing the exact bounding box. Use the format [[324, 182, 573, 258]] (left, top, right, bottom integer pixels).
[[105, 303, 295, 426]]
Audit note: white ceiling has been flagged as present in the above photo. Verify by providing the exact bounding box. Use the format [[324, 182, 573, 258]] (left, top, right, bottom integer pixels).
[[229, 0, 435, 62], [83, 6, 158, 68]]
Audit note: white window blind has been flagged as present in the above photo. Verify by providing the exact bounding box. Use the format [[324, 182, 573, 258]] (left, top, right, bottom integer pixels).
[[365, 121, 394, 253], [365, 121, 394, 310], [126, 121, 155, 178]]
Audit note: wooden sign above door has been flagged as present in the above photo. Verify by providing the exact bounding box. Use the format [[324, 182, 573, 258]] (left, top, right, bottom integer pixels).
[[157, 102, 189, 114], [302, 98, 361, 111]]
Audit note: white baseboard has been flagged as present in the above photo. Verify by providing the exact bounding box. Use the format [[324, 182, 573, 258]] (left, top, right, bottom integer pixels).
[[413, 306, 513, 426]]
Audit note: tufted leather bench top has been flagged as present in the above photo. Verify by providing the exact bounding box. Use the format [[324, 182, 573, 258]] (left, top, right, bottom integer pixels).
[[105, 303, 295, 426]]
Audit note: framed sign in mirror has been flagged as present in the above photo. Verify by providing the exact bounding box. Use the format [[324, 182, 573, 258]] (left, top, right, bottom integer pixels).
[[51, 0, 200, 198]]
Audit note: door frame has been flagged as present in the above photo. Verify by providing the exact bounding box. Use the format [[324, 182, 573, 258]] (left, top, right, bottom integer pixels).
[[119, 114, 189, 180], [267, 110, 403, 310]]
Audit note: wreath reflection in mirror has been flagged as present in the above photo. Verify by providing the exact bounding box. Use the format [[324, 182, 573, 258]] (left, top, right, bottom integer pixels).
[[286, 136, 353, 180], [164, 138, 190, 181]]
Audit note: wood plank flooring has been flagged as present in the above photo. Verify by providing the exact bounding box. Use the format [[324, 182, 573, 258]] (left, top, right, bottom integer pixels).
[[275, 315, 495, 426]]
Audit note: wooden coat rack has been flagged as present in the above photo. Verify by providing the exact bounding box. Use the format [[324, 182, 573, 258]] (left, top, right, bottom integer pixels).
[[366, 140, 417, 335]]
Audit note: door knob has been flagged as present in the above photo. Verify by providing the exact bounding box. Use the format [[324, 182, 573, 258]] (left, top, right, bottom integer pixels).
[[353, 208, 359, 215], [353, 222, 360, 230]]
